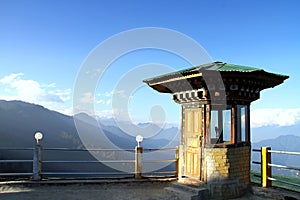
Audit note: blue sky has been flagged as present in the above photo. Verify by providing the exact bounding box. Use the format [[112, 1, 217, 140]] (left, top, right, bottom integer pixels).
[[0, 0, 299, 128]]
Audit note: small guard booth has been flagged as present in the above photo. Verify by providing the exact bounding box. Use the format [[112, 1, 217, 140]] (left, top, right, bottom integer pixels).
[[143, 62, 288, 199]]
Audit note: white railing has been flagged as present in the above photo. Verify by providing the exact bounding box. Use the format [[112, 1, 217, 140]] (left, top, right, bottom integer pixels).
[[252, 147, 300, 189], [0, 145, 178, 181]]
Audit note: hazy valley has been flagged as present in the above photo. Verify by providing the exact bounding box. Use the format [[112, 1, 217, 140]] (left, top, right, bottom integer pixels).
[[0, 100, 299, 178]]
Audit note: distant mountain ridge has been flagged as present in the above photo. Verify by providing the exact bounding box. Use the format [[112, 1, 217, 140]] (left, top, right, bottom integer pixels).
[[0, 100, 80, 148], [252, 135, 300, 152], [252, 135, 300, 177], [0, 100, 179, 175], [251, 123, 300, 143], [1, 100, 299, 177], [0, 100, 179, 149]]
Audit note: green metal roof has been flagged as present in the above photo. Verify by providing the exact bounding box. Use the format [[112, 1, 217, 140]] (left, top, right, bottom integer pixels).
[[143, 61, 288, 83], [143, 61, 289, 94]]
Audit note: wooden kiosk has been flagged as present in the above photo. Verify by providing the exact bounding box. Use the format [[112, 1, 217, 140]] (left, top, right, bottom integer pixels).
[[144, 62, 288, 199]]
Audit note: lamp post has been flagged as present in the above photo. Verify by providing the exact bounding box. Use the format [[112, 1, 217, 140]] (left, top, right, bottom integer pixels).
[[135, 135, 143, 179], [33, 132, 43, 181]]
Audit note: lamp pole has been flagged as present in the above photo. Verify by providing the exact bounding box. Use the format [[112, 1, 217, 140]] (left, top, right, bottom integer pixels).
[[135, 135, 143, 179], [33, 132, 43, 181]]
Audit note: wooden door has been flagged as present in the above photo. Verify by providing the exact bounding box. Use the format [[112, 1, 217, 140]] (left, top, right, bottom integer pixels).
[[184, 108, 202, 179]]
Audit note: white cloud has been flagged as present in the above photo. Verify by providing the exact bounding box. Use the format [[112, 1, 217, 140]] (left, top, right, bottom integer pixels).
[[113, 90, 128, 98], [95, 109, 114, 118], [0, 73, 72, 115], [11, 79, 44, 102], [106, 99, 112, 105], [96, 99, 111, 105], [80, 92, 94, 104], [96, 99, 105, 104], [0, 73, 24, 84], [251, 108, 300, 128], [97, 91, 113, 97], [97, 90, 131, 99], [46, 83, 57, 88], [95, 90, 129, 106], [49, 89, 71, 102]]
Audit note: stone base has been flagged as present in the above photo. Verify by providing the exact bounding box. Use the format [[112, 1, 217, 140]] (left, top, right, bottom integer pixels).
[[178, 177, 204, 186], [169, 178, 249, 199], [165, 181, 209, 200], [208, 179, 248, 199]]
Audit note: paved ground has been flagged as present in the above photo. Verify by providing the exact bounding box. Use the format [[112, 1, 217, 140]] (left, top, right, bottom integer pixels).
[[0, 179, 298, 200], [0, 182, 177, 200]]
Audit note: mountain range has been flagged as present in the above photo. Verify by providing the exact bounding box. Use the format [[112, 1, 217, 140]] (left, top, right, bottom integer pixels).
[[251, 135, 300, 177], [0, 100, 299, 178], [0, 100, 180, 149], [0, 100, 179, 176], [252, 124, 300, 143]]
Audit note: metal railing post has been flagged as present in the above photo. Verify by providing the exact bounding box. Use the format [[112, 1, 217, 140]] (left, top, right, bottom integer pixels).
[[33, 144, 42, 181], [135, 146, 143, 179], [261, 146, 271, 187]]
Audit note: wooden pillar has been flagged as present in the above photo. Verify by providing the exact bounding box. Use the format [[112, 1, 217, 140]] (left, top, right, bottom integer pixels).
[[180, 105, 185, 178], [205, 105, 211, 144]]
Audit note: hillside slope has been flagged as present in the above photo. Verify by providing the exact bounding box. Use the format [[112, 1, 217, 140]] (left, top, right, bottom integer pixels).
[[252, 135, 300, 177], [0, 100, 179, 174]]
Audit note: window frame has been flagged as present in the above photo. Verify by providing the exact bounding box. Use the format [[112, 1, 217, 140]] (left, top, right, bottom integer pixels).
[[205, 104, 250, 147]]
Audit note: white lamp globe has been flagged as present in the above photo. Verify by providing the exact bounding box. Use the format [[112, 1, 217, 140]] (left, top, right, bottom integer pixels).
[[136, 135, 143, 147], [34, 132, 43, 143], [136, 135, 143, 143]]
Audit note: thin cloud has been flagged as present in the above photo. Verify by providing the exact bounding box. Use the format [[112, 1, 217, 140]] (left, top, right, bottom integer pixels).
[[49, 89, 71, 102], [251, 108, 300, 128], [96, 90, 129, 106], [96, 99, 111, 105], [95, 109, 114, 118], [97, 91, 113, 97]]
